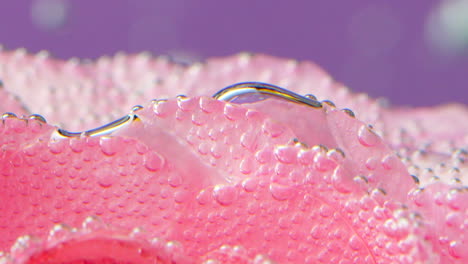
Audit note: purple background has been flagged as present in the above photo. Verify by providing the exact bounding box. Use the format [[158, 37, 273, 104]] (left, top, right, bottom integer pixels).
[[1, 0, 467, 106]]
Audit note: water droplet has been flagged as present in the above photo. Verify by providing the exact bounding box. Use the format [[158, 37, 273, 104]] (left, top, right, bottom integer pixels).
[[69, 138, 85, 153], [449, 240, 466, 259], [177, 96, 196, 112], [174, 190, 189, 203], [82, 215, 106, 232], [240, 158, 254, 174], [446, 188, 465, 210], [242, 178, 258, 192], [199, 97, 223, 113], [168, 174, 182, 187], [197, 142, 210, 155], [255, 148, 272, 164], [382, 218, 410, 239], [322, 100, 336, 108], [2, 112, 16, 119], [269, 183, 294, 201], [341, 108, 355, 118], [240, 131, 257, 151], [23, 144, 39, 157], [129, 227, 147, 239], [310, 225, 325, 239], [298, 149, 316, 165], [370, 188, 387, 206], [10, 235, 42, 258], [99, 137, 117, 156], [332, 166, 353, 193], [358, 125, 380, 147], [224, 103, 246, 121], [381, 154, 399, 170], [48, 139, 66, 154], [197, 188, 212, 205], [152, 99, 171, 117], [314, 152, 336, 172], [48, 223, 73, 243], [305, 94, 317, 100], [348, 235, 363, 251], [408, 188, 427, 207], [131, 105, 144, 113], [319, 205, 333, 218], [213, 185, 238, 206], [445, 212, 463, 228], [410, 175, 420, 184], [327, 148, 345, 163], [144, 151, 164, 172], [262, 120, 285, 138], [28, 114, 47, 123], [274, 146, 297, 164], [96, 171, 114, 188]]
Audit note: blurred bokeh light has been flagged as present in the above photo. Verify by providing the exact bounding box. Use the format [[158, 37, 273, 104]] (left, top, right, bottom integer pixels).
[[0, 0, 466, 106], [31, 0, 69, 31], [426, 0, 468, 56]]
